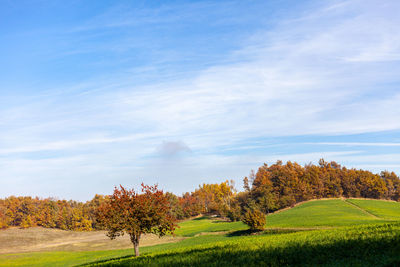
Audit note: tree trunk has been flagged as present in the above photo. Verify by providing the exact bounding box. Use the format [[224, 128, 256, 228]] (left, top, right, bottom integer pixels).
[[130, 234, 141, 257], [134, 241, 139, 257]]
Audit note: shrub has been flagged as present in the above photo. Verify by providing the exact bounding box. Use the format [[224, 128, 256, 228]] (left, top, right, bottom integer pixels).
[[241, 208, 266, 231]]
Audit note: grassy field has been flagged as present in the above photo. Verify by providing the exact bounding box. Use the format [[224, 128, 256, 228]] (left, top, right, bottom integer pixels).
[[347, 199, 400, 220], [174, 217, 246, 237], [266, 199, 386, 227], [175, 198, 394, 236], [85, 223, 400, 267], [1, 198, 400, 266]]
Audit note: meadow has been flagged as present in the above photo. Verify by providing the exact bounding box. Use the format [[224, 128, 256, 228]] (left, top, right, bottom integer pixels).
[[1, 198, 399, 266], [85, 223, 400, 267]]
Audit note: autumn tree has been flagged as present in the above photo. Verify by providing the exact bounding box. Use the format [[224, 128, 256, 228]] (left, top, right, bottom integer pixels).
[[380, 171, 400, 200], [0, 202, 8, 229], [192, 180, 236, 216], [165, 192, 185, 220], [97, 184, 176, 257]]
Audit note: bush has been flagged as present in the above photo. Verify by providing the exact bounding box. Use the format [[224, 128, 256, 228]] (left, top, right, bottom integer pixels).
[[241, 208, 266, 231]]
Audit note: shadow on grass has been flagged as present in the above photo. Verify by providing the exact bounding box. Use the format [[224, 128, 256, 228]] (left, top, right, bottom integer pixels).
[[210, 220, 230, 224], [82, 234, 400, 267], [225, 229, 254, 236], [192, 216, 210, 221], [226, 228, 303, 237], [193, 215, 231, 222], [76, 255, 134, 267]]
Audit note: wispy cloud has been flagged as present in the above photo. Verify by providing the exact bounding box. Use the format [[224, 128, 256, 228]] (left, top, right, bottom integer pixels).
[[1, 0, 400, 200], [109, 0, 400, 144], [305, 142, 400, 147], [0, 134, 157, 154]]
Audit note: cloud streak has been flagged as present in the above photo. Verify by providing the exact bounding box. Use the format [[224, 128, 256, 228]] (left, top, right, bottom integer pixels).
[[305, 142, 400, 147], [1, 0, 400, 200]]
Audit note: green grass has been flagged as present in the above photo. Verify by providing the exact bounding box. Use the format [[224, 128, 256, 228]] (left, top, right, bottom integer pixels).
[[1, 198, 400, 266], [174, 217, 246, 237], [85, 223, 400, 267], [0, 250, 134, 267], [266, 199, 385, 227], [0, 235, 243, 267], [346, 199, 400, 220]]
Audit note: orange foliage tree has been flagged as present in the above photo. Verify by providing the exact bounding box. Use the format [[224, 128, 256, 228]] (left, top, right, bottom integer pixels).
[[192, 180, 236, 216], [97, 184, 176, 257]]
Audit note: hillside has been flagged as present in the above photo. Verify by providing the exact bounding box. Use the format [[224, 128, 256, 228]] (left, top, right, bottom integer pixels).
[[266, 198, 387, 227], [1, 198, 399, 266], [175, 198, 398, 237]]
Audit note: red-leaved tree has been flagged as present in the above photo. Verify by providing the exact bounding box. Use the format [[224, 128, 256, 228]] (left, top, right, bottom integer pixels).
[[97, 184, 176, 256]]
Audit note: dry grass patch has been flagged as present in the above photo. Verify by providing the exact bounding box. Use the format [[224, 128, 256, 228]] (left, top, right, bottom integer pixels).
[[0, 227, 184, 254]]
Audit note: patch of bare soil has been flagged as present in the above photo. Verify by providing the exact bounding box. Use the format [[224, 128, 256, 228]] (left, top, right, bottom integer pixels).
[[0, 227, 185, 254]]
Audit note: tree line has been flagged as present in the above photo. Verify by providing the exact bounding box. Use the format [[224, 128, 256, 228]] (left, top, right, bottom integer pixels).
[[1, 159, 399, 231], [0, 195, 106, 230]]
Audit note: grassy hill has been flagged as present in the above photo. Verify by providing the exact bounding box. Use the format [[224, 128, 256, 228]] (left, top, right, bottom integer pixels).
[[1, 198, 400, 266], [266, 198, 386, 227], [175, 198, 396, 237], [346, 199, 400, 220]]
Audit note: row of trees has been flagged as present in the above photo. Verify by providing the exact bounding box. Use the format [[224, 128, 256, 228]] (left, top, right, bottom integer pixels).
[[169, 160, 400, 225], [0, 195, 107, 230], [0, 180, 237, 231], [240, 160, 400, 215], [1, 160, 399, 231]]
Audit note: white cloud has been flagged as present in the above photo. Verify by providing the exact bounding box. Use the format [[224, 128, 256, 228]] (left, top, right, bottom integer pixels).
[[1, 0, 400, 199], [156, 141, 191, 157], [0, 134, 159, 154]]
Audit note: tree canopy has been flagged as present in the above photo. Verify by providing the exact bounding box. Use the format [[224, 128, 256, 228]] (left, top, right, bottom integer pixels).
[[97, 184, 176, 256]]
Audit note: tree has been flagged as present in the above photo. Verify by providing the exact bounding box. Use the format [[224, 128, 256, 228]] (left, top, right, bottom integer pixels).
[[191, 181, 236, 216], [97, 184, 176, 257], [165, 192, 185, 220], [381, 171, 400, 200]]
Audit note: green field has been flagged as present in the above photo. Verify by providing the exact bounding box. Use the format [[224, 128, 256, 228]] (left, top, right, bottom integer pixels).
[[347, 199, 400, 220], [266, 199, 387, 227], [175, 199, 394, 236], [1, 198, 400, 267], [86, 223, 400, 267], [174, 217, 246, 237]]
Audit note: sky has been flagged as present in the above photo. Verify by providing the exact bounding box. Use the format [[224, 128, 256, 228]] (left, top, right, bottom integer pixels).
[[1, 0, 400, 201]]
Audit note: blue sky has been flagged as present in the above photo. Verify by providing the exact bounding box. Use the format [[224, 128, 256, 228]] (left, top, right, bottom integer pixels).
[[1, 0, 400, 200]]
